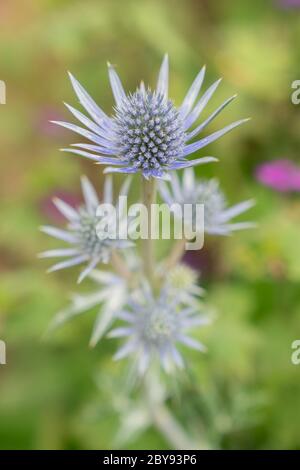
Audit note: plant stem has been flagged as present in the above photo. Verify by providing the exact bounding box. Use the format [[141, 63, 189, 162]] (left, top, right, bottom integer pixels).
[[141, 177, 157, 289]]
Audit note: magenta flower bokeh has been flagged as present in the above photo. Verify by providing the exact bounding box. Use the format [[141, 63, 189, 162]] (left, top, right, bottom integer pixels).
[[35, 106, 67, 137], [255, 159, 300, 192]]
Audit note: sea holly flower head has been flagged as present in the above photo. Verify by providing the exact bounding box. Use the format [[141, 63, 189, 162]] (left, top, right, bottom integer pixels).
[[39, 176, 132, 283], [49, 268, 130, 346], [109, 284, 209, 374], [159, 168, 255, 235], [52, 55, 249, 179], [255, 159, 300, 192]]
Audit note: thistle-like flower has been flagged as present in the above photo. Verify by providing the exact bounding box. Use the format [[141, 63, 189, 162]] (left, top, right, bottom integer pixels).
[[52, 55, 249, 179], [109, 285, 209, 374], [39, 176, 132, 282], [168, 264, 204, 307], [159, 168, 255, 235]]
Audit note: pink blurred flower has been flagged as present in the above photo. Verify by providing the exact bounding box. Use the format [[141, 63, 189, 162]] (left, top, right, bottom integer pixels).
[[255, 159, 300, 192], [35, 106, 67, 137], [39, 190, 81, 224], [277, 0, 300, 8]]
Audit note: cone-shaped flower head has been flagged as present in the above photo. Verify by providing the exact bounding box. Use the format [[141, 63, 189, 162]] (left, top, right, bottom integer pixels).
[[52, 55, 249, 179]]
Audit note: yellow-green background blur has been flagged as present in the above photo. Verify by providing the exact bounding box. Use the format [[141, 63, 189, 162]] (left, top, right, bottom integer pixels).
[[1, 0, 300, 449]]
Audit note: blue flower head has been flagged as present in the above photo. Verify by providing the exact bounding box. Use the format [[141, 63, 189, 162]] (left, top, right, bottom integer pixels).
[[52, 55, 249, 179]]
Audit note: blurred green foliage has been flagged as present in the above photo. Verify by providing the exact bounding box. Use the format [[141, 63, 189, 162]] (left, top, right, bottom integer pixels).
[[0, 0, 300, 449]]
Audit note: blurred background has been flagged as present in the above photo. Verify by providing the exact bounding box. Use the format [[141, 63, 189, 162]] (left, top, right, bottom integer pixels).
[[0, 0, 300, 450]]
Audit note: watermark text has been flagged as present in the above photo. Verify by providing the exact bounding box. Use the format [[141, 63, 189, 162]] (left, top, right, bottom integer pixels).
[[291, 340, 300, 365], [96, 199, 205, 250]]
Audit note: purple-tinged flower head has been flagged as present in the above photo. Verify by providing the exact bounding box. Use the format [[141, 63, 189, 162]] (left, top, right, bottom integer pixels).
[[39, 176, 132, 283], [256, 159, 300, 192], [159, 168, 255, 235], [52, 55, 249, 179], [114, 89, 186, 178], [109, 284, 209, 374]]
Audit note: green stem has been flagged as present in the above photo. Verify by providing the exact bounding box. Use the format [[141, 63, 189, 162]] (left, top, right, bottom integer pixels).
[[141, 177, 157, 289]]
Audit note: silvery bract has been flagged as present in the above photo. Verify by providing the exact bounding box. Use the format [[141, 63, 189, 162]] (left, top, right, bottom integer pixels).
[[52, 55, 249, 179], [39, 176, 132, 283], [109, 284, 210, 374], [159, 168, 255, 235]]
